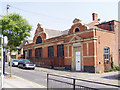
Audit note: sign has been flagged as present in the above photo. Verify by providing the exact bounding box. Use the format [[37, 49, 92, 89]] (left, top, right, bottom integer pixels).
[[65, 49, 67, 53], [73, 43, 82, 46]]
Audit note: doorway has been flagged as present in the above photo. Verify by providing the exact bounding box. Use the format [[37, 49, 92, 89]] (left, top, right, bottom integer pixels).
[[73, 46, 82, 71]]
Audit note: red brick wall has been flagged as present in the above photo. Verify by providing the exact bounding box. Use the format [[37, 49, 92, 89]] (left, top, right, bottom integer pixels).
[[69, 23, 87, 34], [69, 46, 72, 57], [54, 45, 57, 57], [95, 29, 117, 72], [88, 42, 94, 56], [83, 57, 94, 66], [83, 43, 87, 56]]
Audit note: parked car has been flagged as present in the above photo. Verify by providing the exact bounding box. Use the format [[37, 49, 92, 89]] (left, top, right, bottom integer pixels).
[[18, 59, 35, 70], [8, 59, 19, 67]]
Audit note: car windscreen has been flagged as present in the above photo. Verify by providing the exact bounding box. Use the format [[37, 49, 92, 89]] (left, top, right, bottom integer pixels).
[[23, 59, 30, 63], [13, 60, 19, 62]]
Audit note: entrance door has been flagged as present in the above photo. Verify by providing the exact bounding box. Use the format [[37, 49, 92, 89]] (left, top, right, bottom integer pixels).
[[75, 51, 81, 71]]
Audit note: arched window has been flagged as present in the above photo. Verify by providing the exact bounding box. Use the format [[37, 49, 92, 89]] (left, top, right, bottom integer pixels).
[[36, 36, 42, 44], [75, 28, 80, 32]]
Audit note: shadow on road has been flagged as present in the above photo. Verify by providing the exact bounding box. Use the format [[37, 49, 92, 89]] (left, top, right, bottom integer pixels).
[[102, 74, 120, 80]]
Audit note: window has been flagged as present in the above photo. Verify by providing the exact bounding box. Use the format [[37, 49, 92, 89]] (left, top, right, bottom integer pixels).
[[57, 44, 64, 58], [35, 48, 42, 58], [98, 36, 100, 44], [48, 46, 54, 57], [36, 36, 42, 44], [104, 47, 110, 61], [29, 49, 32, 58], [75, 28, 80, 32], [23, 50, 27, 59], [109, 22, 112, 31]]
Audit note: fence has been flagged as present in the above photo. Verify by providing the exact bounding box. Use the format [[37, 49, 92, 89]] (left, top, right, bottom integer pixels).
[[47, 73, 120, 90]]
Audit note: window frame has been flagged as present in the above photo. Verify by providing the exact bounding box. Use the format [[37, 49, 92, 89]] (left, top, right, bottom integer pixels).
[[35, 47, 42, 58], [48, 46, 54, 58], [57, 44, 64, 58], [29, 49, 32, 58], [104, 47, 110, 61], [36, 36, 42, 44], [75, 28, 80, 33]]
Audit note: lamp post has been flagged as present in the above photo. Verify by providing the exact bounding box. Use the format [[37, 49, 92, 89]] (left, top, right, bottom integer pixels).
[[0, 34, 4, 89]]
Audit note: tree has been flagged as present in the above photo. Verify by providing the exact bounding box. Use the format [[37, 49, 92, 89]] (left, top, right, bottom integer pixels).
[[1, 13, 32, 77]]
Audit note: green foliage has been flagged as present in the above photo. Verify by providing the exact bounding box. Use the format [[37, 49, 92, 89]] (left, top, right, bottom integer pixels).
[[0, 13, 32, 51], [105, 66, 120, 72]]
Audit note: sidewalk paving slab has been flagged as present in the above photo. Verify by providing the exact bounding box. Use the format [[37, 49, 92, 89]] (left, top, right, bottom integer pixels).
[[35, 67, 120, 86], [1, 74, 46, 89]]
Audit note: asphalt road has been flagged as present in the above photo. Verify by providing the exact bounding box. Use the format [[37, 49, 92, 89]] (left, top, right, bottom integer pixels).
[[1, 62, 119, 89], [4, 63, 47, 87]]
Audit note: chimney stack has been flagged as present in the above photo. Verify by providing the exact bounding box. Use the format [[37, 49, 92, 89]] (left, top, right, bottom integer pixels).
[[92, 13, 98, 22]]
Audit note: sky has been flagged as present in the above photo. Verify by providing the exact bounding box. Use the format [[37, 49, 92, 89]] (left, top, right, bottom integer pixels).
[[1, 0, 119, 40]]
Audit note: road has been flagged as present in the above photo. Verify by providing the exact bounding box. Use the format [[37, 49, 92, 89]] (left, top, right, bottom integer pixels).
[[1, 62, 119, 89], [4, 63, 47, 87]]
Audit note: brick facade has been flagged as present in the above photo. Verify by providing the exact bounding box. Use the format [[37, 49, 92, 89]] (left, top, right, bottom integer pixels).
[[23, 13, 119, 73]]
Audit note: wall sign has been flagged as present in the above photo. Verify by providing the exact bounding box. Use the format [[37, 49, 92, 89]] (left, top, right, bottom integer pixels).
[[73, 43, 82, 46], [65, 49, 67, 53]]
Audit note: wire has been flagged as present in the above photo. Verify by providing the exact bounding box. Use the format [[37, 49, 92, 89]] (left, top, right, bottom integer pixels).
[[9, 5, 71, 22]]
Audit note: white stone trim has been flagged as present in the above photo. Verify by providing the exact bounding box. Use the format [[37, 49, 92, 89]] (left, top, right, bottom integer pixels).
[[83, 56, 96, 58]]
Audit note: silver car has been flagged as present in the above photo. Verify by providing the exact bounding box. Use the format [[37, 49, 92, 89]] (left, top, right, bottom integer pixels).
[[18, 59, 35, 70], [9, 59, 19, 67]]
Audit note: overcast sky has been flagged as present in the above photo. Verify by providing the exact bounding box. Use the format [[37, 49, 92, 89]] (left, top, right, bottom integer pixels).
[[1, 0, 119, 40]]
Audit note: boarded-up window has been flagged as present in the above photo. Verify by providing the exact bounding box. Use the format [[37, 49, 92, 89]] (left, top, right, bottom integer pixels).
[[48, 46, 54, 57], [57, 44, 64, 58], [35, 48, 42, 58]]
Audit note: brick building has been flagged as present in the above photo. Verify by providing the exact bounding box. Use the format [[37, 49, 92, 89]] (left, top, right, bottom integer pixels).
[[23, 13, 119, 73]]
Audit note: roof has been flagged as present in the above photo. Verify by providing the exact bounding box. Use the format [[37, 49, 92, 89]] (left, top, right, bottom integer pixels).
[[18, 40, 33, 49], [44, 25, 103, 39], [44, 29, 69, 39], [87, 25, 103, 30]]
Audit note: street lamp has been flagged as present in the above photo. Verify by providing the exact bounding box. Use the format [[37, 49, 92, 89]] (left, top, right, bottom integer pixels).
[[0, 34, 4, 89]]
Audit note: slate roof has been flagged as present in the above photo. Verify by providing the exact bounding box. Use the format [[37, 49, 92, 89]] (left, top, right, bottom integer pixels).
[[44, 25, 103, 39], [44, 29, 69, 39]]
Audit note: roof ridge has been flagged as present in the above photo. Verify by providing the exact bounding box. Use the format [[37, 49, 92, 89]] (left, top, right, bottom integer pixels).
[[45, 28, 62, 31]]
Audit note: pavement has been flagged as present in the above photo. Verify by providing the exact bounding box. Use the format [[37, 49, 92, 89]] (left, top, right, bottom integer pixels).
[[1, 73, 46, 89], [35, 67, 120, 86], [0, 66, 120, 89]]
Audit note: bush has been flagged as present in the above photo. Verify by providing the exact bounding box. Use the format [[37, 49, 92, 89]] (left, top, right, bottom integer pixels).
[[115, 66, 120, 71]]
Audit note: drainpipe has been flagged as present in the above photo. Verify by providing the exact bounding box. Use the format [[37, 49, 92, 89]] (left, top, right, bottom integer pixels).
[[93, 29, 97, 73]]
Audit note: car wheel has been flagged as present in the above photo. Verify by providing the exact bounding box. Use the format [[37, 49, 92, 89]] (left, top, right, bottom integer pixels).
[[32, 68, 35, 70], [18, 64, 21, 68], [23, 66, 25, 69]]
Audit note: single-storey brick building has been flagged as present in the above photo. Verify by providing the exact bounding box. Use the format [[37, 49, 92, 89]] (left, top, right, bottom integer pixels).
[[23, 13, 120, 73]]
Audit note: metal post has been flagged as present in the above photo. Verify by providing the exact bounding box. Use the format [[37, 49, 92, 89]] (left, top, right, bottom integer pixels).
[[1, 35, 4, 89], [73, 79, 75, 90], [3, 37, 5, 75], [47, 74, 49, 90]]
